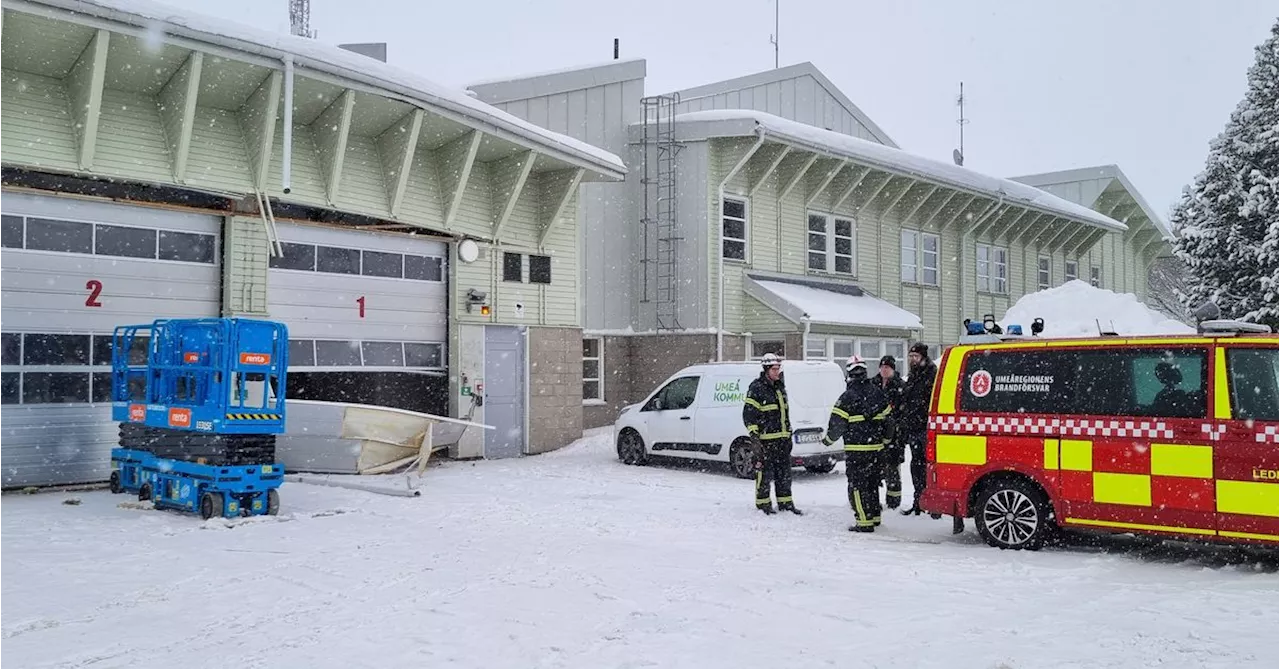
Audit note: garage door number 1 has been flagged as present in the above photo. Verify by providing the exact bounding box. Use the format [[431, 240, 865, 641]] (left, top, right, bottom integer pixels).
[[85, 279, 103, 308], [356, 295, 365, 319]]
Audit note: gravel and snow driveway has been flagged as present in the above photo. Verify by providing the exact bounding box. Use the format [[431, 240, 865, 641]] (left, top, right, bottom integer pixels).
[[3, 428, 1276, 668]]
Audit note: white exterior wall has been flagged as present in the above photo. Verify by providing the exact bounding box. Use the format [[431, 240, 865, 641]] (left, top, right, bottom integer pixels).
[[468, 61, 645, 332]]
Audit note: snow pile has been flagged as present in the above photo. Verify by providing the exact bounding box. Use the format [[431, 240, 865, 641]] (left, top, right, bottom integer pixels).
[[669, 109, 1126, 233], [1002, 280, 1194, 337]]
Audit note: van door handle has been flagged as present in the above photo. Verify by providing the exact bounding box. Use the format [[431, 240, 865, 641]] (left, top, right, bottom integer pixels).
[[680, 415, 691, 420]]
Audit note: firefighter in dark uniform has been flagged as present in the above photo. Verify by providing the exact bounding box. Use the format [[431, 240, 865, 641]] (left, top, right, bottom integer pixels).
[[742, 353, 802, 516], [821, 355, 889, 532], [874, 355, 906, 509], [899, 342, 961, 530]]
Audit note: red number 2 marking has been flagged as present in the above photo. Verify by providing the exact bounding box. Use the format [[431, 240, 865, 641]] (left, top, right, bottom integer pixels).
[[356, 296, 366, 318], [85, 279, 103, 308]]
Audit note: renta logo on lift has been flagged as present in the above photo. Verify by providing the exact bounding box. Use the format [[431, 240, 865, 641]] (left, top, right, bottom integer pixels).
[[239, 352, 271, 365], [168, 407, 192, 428], [183, 352, 200, 363], [129, 404, 146, 422]]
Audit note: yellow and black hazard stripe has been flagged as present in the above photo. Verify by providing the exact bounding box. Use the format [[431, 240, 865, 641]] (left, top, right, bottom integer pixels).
[[225, 413, 281, 420]]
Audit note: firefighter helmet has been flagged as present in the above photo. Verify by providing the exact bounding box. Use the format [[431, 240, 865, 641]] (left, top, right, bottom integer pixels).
[[760, 353, 783, 368]]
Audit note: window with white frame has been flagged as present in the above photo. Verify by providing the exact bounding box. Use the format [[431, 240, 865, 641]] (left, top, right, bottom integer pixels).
[[976, 243, 1008, 294], [721, 198, 747, 261], [900, 230, 939, 286], [749, 339, 785, 360], [807, 212, 855, 275], [1065, 260, 1078, 282], [832, 339, 855, 362], [582, 337, 603, 402], [805, 336, 908, 366], [1037, 255, 1051, 290], [805, 336, 828, 360], [1090, 265, 1101, 287], [900, 230, 917, 283]]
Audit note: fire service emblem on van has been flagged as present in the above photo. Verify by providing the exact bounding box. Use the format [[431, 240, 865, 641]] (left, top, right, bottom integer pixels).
[[969, 370, 993, 398]]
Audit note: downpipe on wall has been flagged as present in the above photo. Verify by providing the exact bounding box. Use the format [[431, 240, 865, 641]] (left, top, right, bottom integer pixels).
[[716, 129, 766, 361], [282, 55, 294, 194]]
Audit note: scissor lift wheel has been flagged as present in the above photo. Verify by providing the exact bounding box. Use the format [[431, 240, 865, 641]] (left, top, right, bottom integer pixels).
[[200, 491, 225, 520]]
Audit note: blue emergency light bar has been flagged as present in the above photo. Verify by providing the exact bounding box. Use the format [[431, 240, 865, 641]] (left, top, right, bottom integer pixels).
[[965, 322, 986, 335], [1006, 324, 1023, 335]]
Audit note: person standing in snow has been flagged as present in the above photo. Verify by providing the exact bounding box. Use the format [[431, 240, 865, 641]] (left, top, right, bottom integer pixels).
[[874, 355, 906, 509], [742, 354, 802, 516], [899, 343, 962, 533], [821, 356, 890, 532]]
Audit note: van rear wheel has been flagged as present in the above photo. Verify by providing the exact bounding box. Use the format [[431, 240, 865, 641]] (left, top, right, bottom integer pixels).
[[974, 478, 1052, 551]]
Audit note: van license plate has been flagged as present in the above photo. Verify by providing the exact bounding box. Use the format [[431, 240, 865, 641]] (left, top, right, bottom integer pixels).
[[794, 432, 820, 443]]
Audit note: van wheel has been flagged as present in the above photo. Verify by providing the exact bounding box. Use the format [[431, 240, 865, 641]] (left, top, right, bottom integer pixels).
[[974, 477, 1052, 551], [617, 429, 648, 466], [729, 441, 756, 479]]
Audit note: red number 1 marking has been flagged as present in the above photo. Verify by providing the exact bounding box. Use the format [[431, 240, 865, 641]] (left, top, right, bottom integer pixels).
[[85, 279, 103, 308], [356, 296, 366, 318]]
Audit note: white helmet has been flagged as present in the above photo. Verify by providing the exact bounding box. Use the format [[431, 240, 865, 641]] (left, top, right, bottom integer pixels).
[[760, 353, 783, 368], [845, 355, 868, 376]]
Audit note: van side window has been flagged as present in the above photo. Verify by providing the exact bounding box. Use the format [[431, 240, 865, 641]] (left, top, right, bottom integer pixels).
[[643, 376, 700, 412], [959, 347, 1208, 418], [1227, 347, 1279, 422], [1127, 349, 1207, 419]]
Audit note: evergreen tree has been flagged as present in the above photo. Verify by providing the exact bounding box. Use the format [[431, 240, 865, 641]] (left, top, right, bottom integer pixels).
[[1171, 21, 1279, 329]]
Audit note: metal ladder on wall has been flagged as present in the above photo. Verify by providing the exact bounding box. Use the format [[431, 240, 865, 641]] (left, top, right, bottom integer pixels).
[[639, 93, 683, 331]]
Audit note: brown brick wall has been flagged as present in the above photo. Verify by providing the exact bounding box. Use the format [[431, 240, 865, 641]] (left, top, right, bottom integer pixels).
[[581, 334, 747, 430], [527, 326, 584, 455]]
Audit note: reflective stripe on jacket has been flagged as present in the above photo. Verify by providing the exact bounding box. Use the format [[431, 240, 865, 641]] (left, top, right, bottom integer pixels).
[[822, 379, 889, 450], [742, 373, 792, 440]]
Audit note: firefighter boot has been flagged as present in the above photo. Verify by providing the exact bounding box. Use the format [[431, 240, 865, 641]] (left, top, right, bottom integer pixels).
[[758, 503, 777, 515], [778, 502, 804, 516]]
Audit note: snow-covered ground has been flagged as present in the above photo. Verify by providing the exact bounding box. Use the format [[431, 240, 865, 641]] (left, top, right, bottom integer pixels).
[[3, 428, 1276, 669]]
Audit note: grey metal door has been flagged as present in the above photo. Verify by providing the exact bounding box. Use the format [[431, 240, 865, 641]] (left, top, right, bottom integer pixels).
[[483, 326, 525, 458]]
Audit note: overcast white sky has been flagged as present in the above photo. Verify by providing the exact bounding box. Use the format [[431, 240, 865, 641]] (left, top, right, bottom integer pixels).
[[181, 0, 1277, 220]]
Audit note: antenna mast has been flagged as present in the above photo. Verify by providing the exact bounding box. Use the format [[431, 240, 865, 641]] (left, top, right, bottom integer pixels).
[[953, 81, 969, 166], [289, 0, 316, 38], [769, 0, 779, 68]]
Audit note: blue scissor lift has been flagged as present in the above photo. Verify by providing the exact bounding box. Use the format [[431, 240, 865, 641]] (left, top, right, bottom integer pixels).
[[107, 317, 289, 520]]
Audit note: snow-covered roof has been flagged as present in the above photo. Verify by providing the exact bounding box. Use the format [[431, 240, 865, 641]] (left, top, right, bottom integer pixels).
[[746, 276, 923, 331], [1011, 165, 1172, 239], [666, 110, 1128, 233], [34, 0, 625, 177], [660, 62, 899, 148]]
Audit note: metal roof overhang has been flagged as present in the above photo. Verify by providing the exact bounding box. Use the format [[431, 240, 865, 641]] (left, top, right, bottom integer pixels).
[[641, 116, 1130, 238], [12, 0, 626, 182]]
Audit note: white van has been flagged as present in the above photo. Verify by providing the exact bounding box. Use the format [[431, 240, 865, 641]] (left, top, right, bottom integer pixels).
[[613, 359, 848, 478]]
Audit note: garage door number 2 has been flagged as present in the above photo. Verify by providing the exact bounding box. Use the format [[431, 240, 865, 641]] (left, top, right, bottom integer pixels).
[[85, 279, 103, 308]]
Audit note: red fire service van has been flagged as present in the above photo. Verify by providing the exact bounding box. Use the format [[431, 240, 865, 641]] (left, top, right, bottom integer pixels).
[[920, 313, 1278, 551]]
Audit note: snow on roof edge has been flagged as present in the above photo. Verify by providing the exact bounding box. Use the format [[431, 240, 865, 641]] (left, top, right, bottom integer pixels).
[[752, 279, 924, 331], [670, 110, 1127, 233], [1011, 164, 1173, 239], [467, 57, 646, 90], [42, 0, 625, 175]]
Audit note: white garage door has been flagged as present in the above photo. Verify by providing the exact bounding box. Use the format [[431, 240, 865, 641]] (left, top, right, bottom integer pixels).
[[267, 222, 448, 374], [0, 191, 222, 488]]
